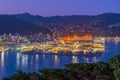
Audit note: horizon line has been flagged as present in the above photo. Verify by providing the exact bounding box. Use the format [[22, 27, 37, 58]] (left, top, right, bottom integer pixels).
[[0, 12, 120, 17]]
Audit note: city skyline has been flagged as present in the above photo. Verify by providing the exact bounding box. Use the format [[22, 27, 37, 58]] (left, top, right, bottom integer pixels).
[[0, 0, 120, 16]]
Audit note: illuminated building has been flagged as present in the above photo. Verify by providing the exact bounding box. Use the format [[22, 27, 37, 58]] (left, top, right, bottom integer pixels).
[[59, 35, 92, 43]]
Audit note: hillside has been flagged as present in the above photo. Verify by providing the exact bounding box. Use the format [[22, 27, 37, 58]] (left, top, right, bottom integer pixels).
[[0, 13, 120, 36], [0, 15, 51, 35], [14, 13, 120, 36]]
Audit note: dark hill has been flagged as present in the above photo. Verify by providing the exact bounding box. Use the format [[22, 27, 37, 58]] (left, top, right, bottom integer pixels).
[[0, 15, 51, 35]]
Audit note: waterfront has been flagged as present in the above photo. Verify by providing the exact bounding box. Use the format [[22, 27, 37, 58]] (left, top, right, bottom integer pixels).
[[0, 36, 105, 55], [0, 40, 120, 79]]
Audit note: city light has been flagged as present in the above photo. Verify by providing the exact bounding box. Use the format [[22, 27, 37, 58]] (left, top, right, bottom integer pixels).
[[1, 33, 120, 56]]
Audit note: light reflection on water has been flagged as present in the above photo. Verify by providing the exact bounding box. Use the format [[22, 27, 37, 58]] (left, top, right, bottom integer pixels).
[[72, 56, 78, 63], [0, 41, 120, 79], [1, 51, 4, 67], [54, 55, 59, 67]]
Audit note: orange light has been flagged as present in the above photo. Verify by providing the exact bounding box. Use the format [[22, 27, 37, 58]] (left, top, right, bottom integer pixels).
[[59, 35, 92, 43]]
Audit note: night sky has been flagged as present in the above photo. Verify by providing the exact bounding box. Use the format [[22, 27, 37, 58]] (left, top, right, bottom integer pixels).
[[0, 0, 120, 16]]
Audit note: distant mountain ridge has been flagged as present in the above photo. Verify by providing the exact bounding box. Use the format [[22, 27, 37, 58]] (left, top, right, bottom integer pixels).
[[0, 13, 120, 36], [14, 13, 120, 25]]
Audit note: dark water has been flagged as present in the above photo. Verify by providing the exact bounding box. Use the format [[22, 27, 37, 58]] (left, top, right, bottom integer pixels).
[[0, 41, 120, 80]]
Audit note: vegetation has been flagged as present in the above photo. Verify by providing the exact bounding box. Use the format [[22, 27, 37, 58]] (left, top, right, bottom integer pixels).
[[3, 55, 120, 80], [108, 55, 120, 70]]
